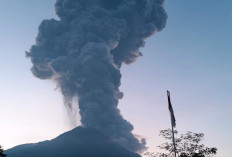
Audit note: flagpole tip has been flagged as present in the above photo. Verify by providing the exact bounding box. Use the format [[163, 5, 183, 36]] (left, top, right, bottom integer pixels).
[[167, 90, 170, 97]]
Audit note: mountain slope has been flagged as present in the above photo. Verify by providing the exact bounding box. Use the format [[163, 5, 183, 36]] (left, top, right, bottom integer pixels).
[[6, 127, 141, 157]]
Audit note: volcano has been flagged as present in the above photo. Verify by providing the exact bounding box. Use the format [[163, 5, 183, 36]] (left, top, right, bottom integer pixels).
[[6, 127, 141, 157]]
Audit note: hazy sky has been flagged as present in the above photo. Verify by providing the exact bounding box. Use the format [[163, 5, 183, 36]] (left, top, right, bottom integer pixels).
[[0, 0, 231, 157]]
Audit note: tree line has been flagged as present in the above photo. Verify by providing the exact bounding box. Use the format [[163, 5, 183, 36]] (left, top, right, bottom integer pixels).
[[144, 129, 217, 157]]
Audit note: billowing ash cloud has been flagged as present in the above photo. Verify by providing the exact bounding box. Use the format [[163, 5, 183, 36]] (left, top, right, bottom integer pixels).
[[26, 0, 167, 152]]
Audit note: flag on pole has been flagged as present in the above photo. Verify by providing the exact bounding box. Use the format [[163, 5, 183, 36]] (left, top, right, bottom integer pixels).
[[167, 90, 176, 128]]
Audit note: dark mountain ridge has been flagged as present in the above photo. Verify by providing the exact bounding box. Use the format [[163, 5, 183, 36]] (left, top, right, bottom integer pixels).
[[6, 127, 141, 157]]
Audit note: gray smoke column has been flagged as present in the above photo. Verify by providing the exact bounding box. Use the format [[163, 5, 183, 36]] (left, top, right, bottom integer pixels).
[[26, 0, 167, 152]]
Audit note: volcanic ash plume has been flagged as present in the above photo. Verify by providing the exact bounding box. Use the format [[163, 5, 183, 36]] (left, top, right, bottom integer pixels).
[[26, 0, 167, 152]]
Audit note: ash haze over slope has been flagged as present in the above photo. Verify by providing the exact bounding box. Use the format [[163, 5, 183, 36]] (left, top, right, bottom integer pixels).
[[26, 0, 167, 152]]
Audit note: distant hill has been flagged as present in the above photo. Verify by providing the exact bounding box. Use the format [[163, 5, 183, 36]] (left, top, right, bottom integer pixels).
[[6, 127, 141, 157]]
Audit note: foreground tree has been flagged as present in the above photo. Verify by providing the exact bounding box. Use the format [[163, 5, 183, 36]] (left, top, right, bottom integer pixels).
[[0, 145, 7, 157], [144, 129, 217, 157]]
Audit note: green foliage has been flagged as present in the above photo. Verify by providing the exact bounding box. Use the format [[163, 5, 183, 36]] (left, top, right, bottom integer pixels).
[[0, 145, 7, 157], [0, 145, 4, 153], [144, 129, 217, 157]]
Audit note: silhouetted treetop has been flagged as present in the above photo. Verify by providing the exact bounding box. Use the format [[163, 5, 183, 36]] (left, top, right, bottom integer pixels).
[[144, 129, 217, 157], [0, 145, 7, 157]]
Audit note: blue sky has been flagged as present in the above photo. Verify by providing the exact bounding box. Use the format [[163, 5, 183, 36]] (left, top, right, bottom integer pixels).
[[0, 0, 231, 156]]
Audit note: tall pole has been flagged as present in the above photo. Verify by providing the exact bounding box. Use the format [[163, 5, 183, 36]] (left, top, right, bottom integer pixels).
[[167, 91, 177, 157], [171, 121, 177, 157]]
